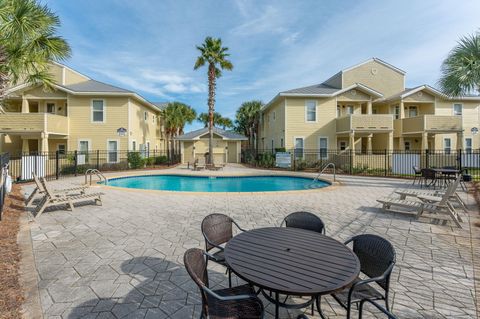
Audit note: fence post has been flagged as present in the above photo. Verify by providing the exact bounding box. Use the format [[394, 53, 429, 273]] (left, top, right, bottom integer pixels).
[[74, 150, 78, 177], [457, 149, 462, 171], [349, 149, 353, 175], [425, 149, 429, 168], [55, 150, 59, 180], [384, 149, 387, 177], [96, 150, 100, 170]]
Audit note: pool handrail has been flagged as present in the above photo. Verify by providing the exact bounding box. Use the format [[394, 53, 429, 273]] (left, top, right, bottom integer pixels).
[[85, 169, 107, 186], [314, 163, 336, 182]]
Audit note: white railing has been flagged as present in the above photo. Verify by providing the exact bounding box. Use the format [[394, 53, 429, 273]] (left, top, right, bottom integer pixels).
[[85, 168, 107, 185], [314, 162, 336, 182]]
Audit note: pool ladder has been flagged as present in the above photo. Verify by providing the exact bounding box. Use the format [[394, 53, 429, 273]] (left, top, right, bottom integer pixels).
[[313, 163, 336, 183], [85, 169, 107, 186]]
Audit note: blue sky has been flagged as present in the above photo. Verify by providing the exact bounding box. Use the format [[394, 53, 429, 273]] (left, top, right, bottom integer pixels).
[[45, 0, 480, 131]]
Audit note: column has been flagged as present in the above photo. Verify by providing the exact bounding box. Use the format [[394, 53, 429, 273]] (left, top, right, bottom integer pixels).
[[388, 132, 393, 150], [456, 131, 464, 150], [349, 131, 356, 168], [399, 100, 405, 119], [367, 134, 372, 154], [21, 96, 29, 113], [367, 100, 372, 115], [399, 136, 405, 151], [22, 138, 30, 154], [421, 132, 428, 151], [40, 132, 49, 153]]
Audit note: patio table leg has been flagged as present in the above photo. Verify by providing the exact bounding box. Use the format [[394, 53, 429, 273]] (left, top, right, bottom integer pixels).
[[275, 292, 279, 319], [316, 295, 327, 319]]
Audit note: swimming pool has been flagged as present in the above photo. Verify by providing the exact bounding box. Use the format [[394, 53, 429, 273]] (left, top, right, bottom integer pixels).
[[104, 175, 330, 192]]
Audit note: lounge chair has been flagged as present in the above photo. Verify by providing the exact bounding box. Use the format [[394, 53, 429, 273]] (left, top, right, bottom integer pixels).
[[377, 175, 463, 228], [26, 172, 88, 206], [34, 178, 103, 218], [194, 158, 206, 171], [395, 184, 467, 213]]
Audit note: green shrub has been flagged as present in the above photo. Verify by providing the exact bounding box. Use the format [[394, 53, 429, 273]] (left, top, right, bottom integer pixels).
[[295, 160, 307, 171], [101, 162, 128, 171], [60, 164, 91, 175], [155, 155, 168, 165], [256, 152, 275, 168], [275, 147, 286, 153], [145, 157, 155, 166], [127, 152, 145, 169]]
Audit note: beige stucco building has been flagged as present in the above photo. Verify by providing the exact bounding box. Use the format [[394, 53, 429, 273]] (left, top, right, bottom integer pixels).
[[0, 62, 167, 158], [259, 58, 480, 154], [175, 127, 247, 164]]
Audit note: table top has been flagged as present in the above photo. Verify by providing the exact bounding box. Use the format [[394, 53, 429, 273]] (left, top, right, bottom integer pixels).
[[224, 227, 360, 296], [432, 168, 460, 174]]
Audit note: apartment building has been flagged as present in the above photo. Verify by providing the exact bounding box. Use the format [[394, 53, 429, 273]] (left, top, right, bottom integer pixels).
[[0, 62, 167, 157], [259, 58, 480, 154]]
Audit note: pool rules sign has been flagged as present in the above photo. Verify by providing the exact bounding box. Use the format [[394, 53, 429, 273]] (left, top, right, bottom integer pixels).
[[276, 152, 291, 168]]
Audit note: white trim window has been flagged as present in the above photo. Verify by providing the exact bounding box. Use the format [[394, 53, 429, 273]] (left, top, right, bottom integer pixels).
[[144, 111, 148, 122], [107, 140, 119, 163], [78, 140, 90, 154], [305, 101, 317, 122], [46, 102, 56, 114], [294, 137, 304, 159], [346, 105, 354, 115], [319, 137, 328, 159], [132, 140, 136, 151], [57, 144, 66, 155], [465, 138, 472, 154], [404, 141, 411, 151], [408, 106, 418, 117], [394, 105, 400, 120], [453, 103, 463, 116], [91, 100, 105, 123], [339, 141, 347, 151], [444, 138, 451, 154]]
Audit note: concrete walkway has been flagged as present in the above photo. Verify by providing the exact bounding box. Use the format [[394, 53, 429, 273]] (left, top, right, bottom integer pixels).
[[21, 165, 479, 318]]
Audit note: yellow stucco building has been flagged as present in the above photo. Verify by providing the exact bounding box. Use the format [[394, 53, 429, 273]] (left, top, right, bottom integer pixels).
[[259, 58, 480, 154]]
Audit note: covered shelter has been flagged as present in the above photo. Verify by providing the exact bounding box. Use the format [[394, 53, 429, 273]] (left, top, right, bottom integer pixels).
[[175, 127, 247, 164]]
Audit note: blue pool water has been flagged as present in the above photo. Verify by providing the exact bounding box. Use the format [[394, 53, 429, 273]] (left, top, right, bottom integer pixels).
[[105, 175, 330, 192]]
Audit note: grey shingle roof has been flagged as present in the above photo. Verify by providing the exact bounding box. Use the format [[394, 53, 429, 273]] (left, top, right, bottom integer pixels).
[[175, 127, 247, 141], [151, 102, 168, 110], [62, 80, 132, 93], [383, 87, 419, 101], [281, 83, 340, 95]]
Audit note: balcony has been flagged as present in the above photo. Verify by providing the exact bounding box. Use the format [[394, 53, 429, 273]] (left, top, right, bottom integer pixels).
[[399, 115, 462, 134], [0, 113, 69, 135], [336, 114, 394, 133]]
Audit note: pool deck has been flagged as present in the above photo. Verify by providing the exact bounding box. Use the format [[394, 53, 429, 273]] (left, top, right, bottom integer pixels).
[[19, 164, 480, 318]]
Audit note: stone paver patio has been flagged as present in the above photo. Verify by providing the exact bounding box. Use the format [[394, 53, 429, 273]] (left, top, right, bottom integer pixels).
[[20, 165, 479, 318]]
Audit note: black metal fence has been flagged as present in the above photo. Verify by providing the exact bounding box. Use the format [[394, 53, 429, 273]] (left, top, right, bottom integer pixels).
[[7, 150, 180, 182], [243, 149, 480, 180], [0, 153, 10, 220]]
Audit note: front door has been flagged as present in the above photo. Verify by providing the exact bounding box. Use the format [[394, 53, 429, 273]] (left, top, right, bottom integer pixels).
[[108, 140, 118, 163]]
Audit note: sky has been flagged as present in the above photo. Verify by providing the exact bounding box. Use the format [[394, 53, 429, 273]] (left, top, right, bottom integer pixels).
[[45, 0, 480, 131]]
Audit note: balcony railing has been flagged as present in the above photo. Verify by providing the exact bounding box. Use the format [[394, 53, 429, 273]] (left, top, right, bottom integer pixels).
[[0, 113, 68, 135], [400, 115, 462, 134], [336, 114, 394, 133]]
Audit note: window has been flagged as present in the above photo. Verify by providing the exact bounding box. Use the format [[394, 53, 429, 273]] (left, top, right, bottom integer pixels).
[[394, 105, 400, 120], [78, 140, 89, 154], [107, 140, 118, 163], [306, 101, 316, 122], [346, 105, 354, 115], [294, 137, 304, 159], [444, 138, 451, 154], [408, 106, 418, 117], [273, 111, 276, 121], [57, 144, 66, 155], [404, 141, 411, 151], [280, 138, 284, 148], [339, 141, 347, 151], [46, 103, 56, 114], [152, 115, 155, 124], [337, 106, 341, 118], [453, 103, 463, 116], [146, 141, 150, 157], [271, 139, 274, 151], [319, 137, 328, 159], [144, 111, 148, 122], [465, 138, 472, 154], [92, 100, 104, 122], [132, 141, 136, 151]]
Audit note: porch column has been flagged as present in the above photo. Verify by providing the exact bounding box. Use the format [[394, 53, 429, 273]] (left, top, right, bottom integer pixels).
[[421, 132, 428, 151], [457, 131, 464, 150], [367, 100, 372, 115], [388, 132, 393, 150], [399, 100, 405, 119], [192, 141, 196, 160], [21, 96, 29, 113], [22, 138, 30, 154], [349, 131, 356, 168], [40, 132, 49, 153], [367, 134, 372, 154], [399, 136, 405, 151]]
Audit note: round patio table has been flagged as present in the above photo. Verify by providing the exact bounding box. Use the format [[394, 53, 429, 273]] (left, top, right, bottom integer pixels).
[[224, 227, 360, 319]]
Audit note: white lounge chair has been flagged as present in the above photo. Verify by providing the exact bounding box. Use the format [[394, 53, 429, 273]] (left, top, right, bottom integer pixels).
[[34, 178, 103, 218], [26, 172, 88, 206], [377, 175, 463, 228], [194, 158, 206, 171], [394, 184, 467, 213]]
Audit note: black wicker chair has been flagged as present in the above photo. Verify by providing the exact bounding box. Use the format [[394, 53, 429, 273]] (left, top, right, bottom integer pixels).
[[421, 168, 437, 188], [330, 234, 396, 319], [184, 248, 264, 319], [281, 211, 326, 234], [201, 213, 246, 287], [359, 299, 398, 319], [412, 166, 422, 185]]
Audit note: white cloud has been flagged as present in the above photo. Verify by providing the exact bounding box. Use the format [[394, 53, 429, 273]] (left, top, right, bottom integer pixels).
[[231, 6, 286, 36]]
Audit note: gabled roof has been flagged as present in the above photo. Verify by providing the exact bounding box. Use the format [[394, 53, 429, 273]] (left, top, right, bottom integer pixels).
[[175, 127, 247, 141], [151, 102, 168, 111], [382, 85, 446, 101], [60, 80, 132, 93], [281, 83, 340, 95], [342, 57, 406, 75]]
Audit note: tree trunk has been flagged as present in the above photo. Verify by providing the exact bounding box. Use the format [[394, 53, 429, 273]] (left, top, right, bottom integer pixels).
[[0, 46, 8, 113], [207, 64, 216, 164]]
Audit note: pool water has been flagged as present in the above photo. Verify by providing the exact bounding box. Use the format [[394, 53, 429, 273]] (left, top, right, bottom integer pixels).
[[105, 175, 330, 192]]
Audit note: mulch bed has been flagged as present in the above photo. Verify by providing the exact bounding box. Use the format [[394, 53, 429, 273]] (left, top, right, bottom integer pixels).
[[0, 184, 25, 319]]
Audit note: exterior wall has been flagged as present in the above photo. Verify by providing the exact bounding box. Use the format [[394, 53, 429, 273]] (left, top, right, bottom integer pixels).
[[323, 72, 342, 89], [64, 68, 89, 85], [261, 98, 285, 150], [342, 60, 405, 97], [128, 99, 162, 151], [336, 89, 370, 102]]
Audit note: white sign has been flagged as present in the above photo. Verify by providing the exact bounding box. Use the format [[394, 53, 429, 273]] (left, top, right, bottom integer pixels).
[[275, 152, 291, 168]]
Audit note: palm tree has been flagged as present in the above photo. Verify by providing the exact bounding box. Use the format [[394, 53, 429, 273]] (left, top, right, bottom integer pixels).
[[0, 0, 71, 111], [197, 111, 233, 129], [162, 102, 196, 157], [439, 32, 480, 96], [235, 100, 263, 151], [194, 37, 233, 164]]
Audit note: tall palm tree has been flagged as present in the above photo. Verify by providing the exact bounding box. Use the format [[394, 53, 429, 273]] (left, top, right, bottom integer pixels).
[[194, 37, 233, 163], [235, 100, 263, 151], [0, 0, 71, 111], [197, 111, 233, 129], [439, 32, 480, 96], [162, 102, 196, 157]]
